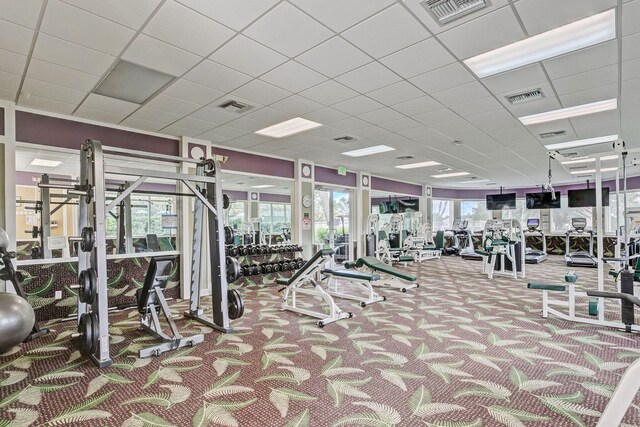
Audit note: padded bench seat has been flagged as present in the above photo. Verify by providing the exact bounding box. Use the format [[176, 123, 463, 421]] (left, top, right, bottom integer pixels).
[[322, 269, 380, 281], [355, 256, 417, 282], [527, 283, 566, 292]]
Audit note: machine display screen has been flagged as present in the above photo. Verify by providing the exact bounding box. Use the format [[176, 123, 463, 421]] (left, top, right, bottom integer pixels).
[[526, 192, 561, 209], [379, 201, 398, 214], [567, 188, 610, 207], [379, 199, 419, 213], [486, 193, 516, 210]]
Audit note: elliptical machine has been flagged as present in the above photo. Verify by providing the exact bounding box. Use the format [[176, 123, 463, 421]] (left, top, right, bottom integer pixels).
[[444, 218, 475, 256]]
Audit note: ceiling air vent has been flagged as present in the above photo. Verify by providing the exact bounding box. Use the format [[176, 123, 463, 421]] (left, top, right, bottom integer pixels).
[[505, 88, 545, 105], [333, 135, 356, 142], [218, 100, 253, 113], [396, 155, 415, 160], [539, 130, 567, 139], [421, 0, 488, 25]]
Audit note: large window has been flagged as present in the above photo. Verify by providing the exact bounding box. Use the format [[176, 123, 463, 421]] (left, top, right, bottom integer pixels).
[[259, 202, 291, 235], [551, 196, 592, 233], [461, 200, 492, 231], [502, 199, 539, 228], [105, 194, 175, 238], [432, 199, 454, 230], [226, 201, 246, 230]]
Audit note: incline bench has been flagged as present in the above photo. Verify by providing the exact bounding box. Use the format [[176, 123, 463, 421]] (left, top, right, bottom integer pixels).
[[346, 256, 419, 292], [277, 248, 352, 327], [137, 255, 204, 357], [321, 268, 385, 307]]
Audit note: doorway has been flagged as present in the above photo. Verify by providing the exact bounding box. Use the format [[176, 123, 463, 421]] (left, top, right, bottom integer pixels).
[[314, 187, 353, 265]]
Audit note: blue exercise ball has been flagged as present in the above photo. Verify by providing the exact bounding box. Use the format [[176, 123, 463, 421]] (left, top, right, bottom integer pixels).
[[0, 293, 35, 354]]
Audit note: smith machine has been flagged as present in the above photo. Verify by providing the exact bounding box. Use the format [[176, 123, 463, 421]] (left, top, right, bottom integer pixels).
[[42, 140, 242, 367]]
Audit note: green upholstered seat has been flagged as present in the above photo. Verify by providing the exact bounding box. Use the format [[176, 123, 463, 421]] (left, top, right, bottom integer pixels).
[[527, 283, 566, 292], [397, 255, 414, 262], [355, 256, 417, 282], [276, 248, 334, 286], [322, 269, 380, 281]]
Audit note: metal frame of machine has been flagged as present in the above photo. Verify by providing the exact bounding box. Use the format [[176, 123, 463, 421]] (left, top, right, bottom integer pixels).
[[523, 218, 548, 264]]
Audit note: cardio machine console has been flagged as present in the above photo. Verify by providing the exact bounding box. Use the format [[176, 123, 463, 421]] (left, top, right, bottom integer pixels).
[[572, 218, 587, 233]]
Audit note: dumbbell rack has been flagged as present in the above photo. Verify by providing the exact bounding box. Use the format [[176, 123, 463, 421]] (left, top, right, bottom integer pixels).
[[227, 245, 304, 280]]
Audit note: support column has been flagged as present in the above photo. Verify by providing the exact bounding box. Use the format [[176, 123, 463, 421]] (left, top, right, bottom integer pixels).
[[0, 103, 15, 294], [294, 160, 314, 259], [357, 173, 371, 259], [424, 185, 432, 226]]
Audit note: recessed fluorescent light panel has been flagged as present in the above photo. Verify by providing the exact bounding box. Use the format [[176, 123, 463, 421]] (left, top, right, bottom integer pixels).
[[395, 161, 441, 170], [95, 60, 175, 104], [465, 9, 616, 78], [570, 167, 618, 174], [458, 179, 490, 184], [30, 159, 62, 167], [520, 99, 617, 125], [561, 155, 618, 165], [431, 172, 470, 178], [250, 185, 275, 189], [255, 117, 322, 138], [545, 134, 618, 151], [342, 145, 395, 157]]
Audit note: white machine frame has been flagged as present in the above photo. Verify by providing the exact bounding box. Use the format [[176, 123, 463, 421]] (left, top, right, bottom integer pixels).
[[322, 270, 385, 307], [479, 219, 526, 279]]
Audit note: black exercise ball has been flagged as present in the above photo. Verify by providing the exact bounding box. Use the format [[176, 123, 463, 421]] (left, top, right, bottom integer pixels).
[[0, 293, 35, 354]]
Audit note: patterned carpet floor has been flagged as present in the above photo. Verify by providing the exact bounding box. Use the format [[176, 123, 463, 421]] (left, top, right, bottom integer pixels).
[[1, 255, 639, 427]]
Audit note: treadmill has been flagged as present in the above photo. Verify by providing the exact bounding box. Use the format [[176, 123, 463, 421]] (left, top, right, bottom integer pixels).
[[565, 217, 597, 268], [524, 218, 548, 264]]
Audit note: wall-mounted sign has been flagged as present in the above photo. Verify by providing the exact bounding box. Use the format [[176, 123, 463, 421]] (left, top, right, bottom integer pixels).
[[337, 166, 347, 176], [161, 214, 178, 229]]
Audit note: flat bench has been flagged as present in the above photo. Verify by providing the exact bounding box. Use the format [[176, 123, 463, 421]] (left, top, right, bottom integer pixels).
[[346, 256, 418, 292], [321, 268, 385, 307]]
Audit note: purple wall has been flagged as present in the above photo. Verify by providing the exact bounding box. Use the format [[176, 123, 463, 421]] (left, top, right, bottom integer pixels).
[[226, 190, 248, 201], [16, 111, 179, 155], [213, 147, 294, 179], [0, 107, 4, 135], [372, 176, 422, 197], [315, 166, 357, 187], [261, 193, 291, 203]]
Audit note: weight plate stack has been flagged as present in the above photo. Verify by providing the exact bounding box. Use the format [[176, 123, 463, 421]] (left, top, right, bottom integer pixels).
[[77, 312, 99, 356]]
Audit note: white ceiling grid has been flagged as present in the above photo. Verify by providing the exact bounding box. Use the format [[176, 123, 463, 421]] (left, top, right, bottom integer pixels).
[[0, 0, 637, 188]]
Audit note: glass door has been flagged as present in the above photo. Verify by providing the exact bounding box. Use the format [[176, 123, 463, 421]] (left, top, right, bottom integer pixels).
[[314, 187, 353, 265]]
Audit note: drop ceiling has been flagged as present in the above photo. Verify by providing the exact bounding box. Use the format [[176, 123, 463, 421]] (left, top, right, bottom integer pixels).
[[2, 0, 639, 189]]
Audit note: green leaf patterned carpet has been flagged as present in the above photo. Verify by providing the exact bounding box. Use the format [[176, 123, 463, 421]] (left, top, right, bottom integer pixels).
[[0, 255, 639, 426]]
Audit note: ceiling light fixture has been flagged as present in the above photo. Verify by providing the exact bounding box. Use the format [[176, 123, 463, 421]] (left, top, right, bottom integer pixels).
[[520, 99, 617, 125], [395, 161, 441, 170], [561, 155, 618, 165], [570, 167, 618, 175], [458, 179, 490, 184], [255, 117, 322, 138], [464, 9, 616, 78], [30, 159, 62, 167], [342, 145, 396, 157], [545, 134, 619, 151], [431, 172, 470, 178], [250, 185, 275, 189]]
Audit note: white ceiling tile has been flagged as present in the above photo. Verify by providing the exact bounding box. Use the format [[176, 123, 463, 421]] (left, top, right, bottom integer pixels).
[[552, 64, 618, 96], [379, 38, 455, 79], [299, 80, 358, 106], [544, 40, 618, 79], [189, 106, 239, 125], [348, 126, 390, 139], [465, 108, 514, 126], [161, 124, 203, 137], [0, 70, 21, 92], [0, 18, 35, 55], [403, 0, 510, 35], [449, 97, 504, 117], [169, 116, 216, 133], [302, 107, 350, 124], [409, 62, 474, 94], [477, 118, 522, 133], [209, 35, 287, 77], [183, 60, 253, 92], [516, 0, 617, 35], [244, 2, 332, 57], [623, 77, 640, 96], [19, 94, 77, 115], [570, 110, 620, 138], [60, 0, 161, 30], [333, 96, 384, 116], [558, 83, 618, 107], [33, 34, 115, 76], [426, 117, 473, 134], [0, 48, 27, 75], [342, 4, 429, 59], [332, 116, 372, 131], [290, 0, 395, 33], [336, 61, 401, 93], [225, 117, 270, 132], [225, 133, 272, 149], [378, 117, 422, 132], [143, 1, 234, 56], [261, 61, 326, 93], [270, 94, 323, 115], [162, 79, 224, 105], [231, 79, 291, 106], [74, 105, 126, 124], [145, 94, 200, 115], [27, 58, 99, 92], [437, 6, 525, 59], [413, 108, 459, 126], [22, 77, 86, 104], [392, 95, 443, 116], [120, 116, 165, 132], [175, 0, 279, 32], [123, 34, 201, 77], [41, 0, 135, 56], [202, 125, 249, 141], [367, 81, 424, 105], [0, 0, 43, 28], [623, 0, 640, 36], [244, 107, 291, 125], [358, 107, 404, 124], [297, 37, 372, 78], [481, 64, 547, 94], [623, 32, 640, 62], [82, 93, 140, 115], [432, 82, 490, 106], [131, 106, 182, 126], [623, 58, 640, 81]]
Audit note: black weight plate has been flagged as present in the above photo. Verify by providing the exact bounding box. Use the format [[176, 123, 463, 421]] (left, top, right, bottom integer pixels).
[[282, 262, 290, 272], [222, 193, 230, 209], [224, 226, 235, 245], [226, 257, 241, 283], [78, 268, 97, 304], [231, 247, 239, 257], [80, 227, 95, 252], [273, 263, 281, 272], [228, 289, 244, 320], [78, 312, 99, 356], [297, 260, 304, 269]]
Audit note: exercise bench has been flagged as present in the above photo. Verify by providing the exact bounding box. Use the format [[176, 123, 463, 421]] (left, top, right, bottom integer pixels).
[[137, 255, 204, 357], [277, 249, 352, 327], [321, 268, 386, 307], [346, 256, 419, 292]]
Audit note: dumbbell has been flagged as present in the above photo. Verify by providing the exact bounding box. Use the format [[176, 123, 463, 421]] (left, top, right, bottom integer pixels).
[[249, 246, 258, 255], [242, 265, 251, 276], [289, 261, 298, 270], [272, 262, 281, 272], [230, 246, 239, 257], [264, 262, 273, 273], [240, 246, 249, 256], [250, 265, 260, 275], [282, 261, 290, 272], [297, 259, 304, 269]]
